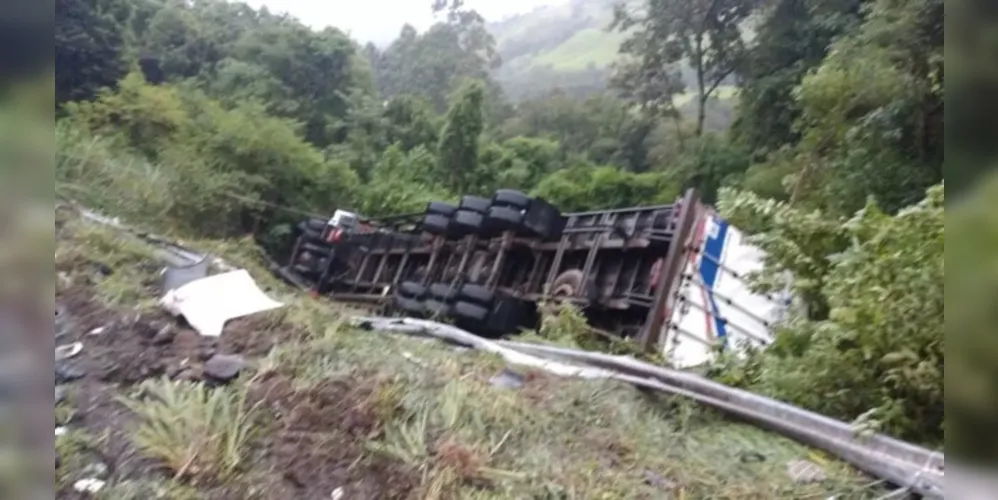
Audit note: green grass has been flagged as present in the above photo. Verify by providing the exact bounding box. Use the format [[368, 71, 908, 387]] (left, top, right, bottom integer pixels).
[[117, 378, 261, 483], [525, 28, 628, 72]]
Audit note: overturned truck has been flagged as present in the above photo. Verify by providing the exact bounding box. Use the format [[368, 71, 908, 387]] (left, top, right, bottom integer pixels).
[[284, 188, 792, 368]]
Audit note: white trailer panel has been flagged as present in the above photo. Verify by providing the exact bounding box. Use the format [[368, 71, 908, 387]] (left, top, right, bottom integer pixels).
[[663, 209, 791, 368]]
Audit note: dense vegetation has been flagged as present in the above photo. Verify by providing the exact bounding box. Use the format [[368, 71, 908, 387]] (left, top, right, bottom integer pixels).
[[54, 0, 950, 451]]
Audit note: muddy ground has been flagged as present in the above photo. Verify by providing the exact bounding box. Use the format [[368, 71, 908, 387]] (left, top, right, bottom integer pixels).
[[54, 246, 417, 499]]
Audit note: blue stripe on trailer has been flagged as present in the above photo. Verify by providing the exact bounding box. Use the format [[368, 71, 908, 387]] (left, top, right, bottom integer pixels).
[[699, 215, 729, 345]]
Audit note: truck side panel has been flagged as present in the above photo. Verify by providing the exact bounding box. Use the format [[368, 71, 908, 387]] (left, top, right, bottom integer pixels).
[[663, 210, 791, 368]]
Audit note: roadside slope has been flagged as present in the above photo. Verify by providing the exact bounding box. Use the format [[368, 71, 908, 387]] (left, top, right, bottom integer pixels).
[[54, 208, 886, 499]]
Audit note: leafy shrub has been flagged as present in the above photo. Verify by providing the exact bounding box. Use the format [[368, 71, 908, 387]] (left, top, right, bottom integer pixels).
[[58, 72, 358, 241], [118, 378, 260, 482], [355, 144, 454, 216], [715, 184, 943, 445], [532, 162, 677, 212]]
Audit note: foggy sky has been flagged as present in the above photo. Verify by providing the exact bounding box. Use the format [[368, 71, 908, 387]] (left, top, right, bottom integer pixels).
[[245, 0, 569, 46]]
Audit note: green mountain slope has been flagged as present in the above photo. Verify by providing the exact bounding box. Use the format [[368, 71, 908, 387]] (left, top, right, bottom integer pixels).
[[488, 0, 623, 100], [487, 0, 740, 126]]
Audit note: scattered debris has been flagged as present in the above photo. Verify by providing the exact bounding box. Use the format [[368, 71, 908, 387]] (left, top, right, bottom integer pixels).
[[203, 354, 247, 382], [81, 462, 109, 480], [55, 427, 67, 437], [160, 258, 210, 293], [331, 487, 345, 500], [87, 326, 107, 336], [160, 269, 284, 337], [489, 368, 526, 390], [73, 478, 106, 494], [787, 459, 828, 484], [151, 323, 177, 345], [642, 470, 677, 490], [56, 342, 84, 361]]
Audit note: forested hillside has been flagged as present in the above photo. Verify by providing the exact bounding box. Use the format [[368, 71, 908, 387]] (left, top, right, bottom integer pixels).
[[54, 0, 956, 456], [487, 0, 624, 99]]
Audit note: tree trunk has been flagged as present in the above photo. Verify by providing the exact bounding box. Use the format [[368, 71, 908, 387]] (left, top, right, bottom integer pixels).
[[670, 111, 686, 153], [696, 94, 707, 137], [694, 35, 706, 137]]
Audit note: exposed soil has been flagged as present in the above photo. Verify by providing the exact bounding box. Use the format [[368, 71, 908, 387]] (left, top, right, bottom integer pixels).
[[55, 248, 416, 499], [245, 373, 417, 499]]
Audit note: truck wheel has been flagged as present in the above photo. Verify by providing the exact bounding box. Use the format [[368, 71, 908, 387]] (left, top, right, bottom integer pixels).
[[486, 205, 524, 233], [300, 217, 326, 232], [301, 242, 331, 254], [451, 209, 485, 235], [551, 269, 584, 297], [459, 284, 495, 306], [426, 201, 458, 217], [453, 300, 489, 322], [398, 281, 426, 299], [393, 296, 424, 316], [493, 189, 532, 210], [428, 282, 458, 302], [422, 213, 450, 235], [423, 298, 451, 318], [459, 195, 492, 214]]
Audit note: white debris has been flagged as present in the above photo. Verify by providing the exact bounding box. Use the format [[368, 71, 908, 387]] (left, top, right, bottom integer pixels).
[[331, 487, 345, 500], [160, 269, 284, 337], [73, 478, 106, 493], [55, 342, 83, 361], [787, 459, 828, 484], [55, 427, 67, 437]]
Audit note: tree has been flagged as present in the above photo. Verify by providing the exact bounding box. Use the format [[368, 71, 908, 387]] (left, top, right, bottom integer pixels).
[[730, 0, 865, 157], [373, 22, 500, 112], [532, 161, 677, 212], [768, 0, 943, 214], [612, 0, 759, 136], [55, 0, 129, 104], [716, 184, 943, 444], [437, 80, 486, 193]]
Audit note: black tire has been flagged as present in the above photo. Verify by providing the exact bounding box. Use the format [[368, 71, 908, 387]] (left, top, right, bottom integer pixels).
[[486, 205, 524, 233], [398, 281, 426, 299], [301, 242, 331, 254], [299, 228, 323, 243], [299, 218, 326, 232], [493, 189, 532, 210], [428, 282, 458, 302], [423, 299, 451, 317], [451, 209, 485, 235], [393, 296, 424, 316], [426, 201, 458, 218], [459, 284, 494, 306], [459, 195, 492, 214], [422, 213, 450, 235], [453, 300, 489, 322]]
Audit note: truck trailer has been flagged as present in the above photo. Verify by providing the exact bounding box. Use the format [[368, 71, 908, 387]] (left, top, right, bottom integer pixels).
[[283, 188, 792, 368]]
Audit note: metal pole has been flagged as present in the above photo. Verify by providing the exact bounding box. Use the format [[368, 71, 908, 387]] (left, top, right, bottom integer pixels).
[[638, 188, 699, 352]]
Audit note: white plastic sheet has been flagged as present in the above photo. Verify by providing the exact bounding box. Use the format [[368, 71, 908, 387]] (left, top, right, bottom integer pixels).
[[160, 269, 284, 337]]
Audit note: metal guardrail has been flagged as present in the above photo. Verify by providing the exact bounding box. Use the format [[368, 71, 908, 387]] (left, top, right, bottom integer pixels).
[[355, 316, 945, 499]]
